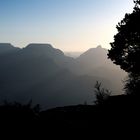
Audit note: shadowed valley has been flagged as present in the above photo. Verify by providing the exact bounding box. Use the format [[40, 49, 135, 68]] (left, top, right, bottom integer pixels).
[[0, 43, 126, 109]]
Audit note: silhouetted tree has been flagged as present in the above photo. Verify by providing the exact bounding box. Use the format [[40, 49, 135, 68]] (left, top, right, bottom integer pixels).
[[124, 73, 140, 95], [94, 81, 111, 105], [108, 0, 140, 95]]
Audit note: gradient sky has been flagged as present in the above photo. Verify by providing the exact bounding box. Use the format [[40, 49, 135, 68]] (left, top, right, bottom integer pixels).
[[0, 0, 134, 51]]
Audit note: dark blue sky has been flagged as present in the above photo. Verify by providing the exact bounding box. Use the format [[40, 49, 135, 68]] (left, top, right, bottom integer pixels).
[[0, 0, 134, 51]]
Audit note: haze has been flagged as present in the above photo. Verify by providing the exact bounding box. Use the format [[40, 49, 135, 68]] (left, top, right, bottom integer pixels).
[[0, 0, 133, 51]]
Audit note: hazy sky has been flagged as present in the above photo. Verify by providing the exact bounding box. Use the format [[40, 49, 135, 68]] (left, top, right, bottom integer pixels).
[[0, 0, 134, 51]]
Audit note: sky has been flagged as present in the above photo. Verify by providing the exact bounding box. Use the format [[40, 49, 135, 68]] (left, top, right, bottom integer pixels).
[[0, 0, 134, 52]]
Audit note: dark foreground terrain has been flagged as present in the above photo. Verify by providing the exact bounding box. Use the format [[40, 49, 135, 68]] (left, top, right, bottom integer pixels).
[[0, 94, 139, 134]]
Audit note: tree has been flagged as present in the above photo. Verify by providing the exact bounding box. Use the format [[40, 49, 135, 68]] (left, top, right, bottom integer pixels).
[[108, 0, 140, 95], [94, 81, 111, 105]]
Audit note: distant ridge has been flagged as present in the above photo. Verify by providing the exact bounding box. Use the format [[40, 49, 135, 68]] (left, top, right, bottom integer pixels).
[[26, 43, 53, 49], [96, 45, 102, 49], [0, 43, 13, 46], [70, 45, 127, 94], [0, 43, 17, 49], [79, 45, 106, 57], [24, 43, 65, 56], [0, 43, 20, 54]]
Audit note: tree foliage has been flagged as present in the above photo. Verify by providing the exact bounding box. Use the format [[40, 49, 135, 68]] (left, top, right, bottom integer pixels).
[[108, 0, 140, 94]]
